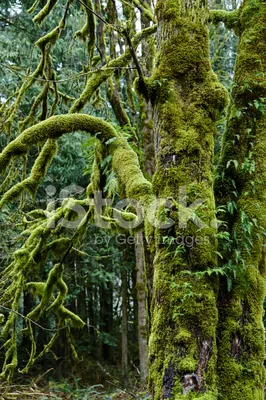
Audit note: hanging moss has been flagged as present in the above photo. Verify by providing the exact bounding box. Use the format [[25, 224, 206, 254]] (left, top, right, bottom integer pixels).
[[74, 0, 96, 64], [0, 108, 157, 378], [33, 0, 59, 25], [0, 139, 58, 209], [0, 197, 91, 379], [70, 25, 157, 112], [27, 0, 41, 14], [19, 83, 50, 131], [4, 54, 45, 130]]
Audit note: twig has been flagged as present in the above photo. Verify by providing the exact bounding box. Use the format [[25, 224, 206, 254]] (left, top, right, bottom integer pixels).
[[0, 305, 66, 332], [34, 368, 54, 385], [122, 29, 145, 84], [106, 380, 137, 399], [96, 362, 137, 399], [0, 63, 137, 83]]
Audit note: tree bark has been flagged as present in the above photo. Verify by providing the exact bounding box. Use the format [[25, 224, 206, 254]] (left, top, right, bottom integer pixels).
[[215, 1, 266, 398], [141, 0, 227, 398], [121, 267, 128, 386]]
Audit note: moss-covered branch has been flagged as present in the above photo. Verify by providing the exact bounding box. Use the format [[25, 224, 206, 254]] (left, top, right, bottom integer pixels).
[[74, 0, 96, 64], [0, 114, 153, 219], [0, 201, 93, 380], [32, 0, 59, 25], [70, 24, 157, 112], [130, 0, 156, 23], [0, 139, 58, 209], [2, 54, 45, 129], [209, 9, 239, 30]]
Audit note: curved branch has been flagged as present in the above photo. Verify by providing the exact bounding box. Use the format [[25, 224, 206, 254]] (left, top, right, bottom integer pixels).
[[0, 114, 153, 203], [0, 139, 58, 209]]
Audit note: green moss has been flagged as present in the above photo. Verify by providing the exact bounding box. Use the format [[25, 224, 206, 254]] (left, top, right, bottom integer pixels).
[[27, 0, 41, 14], [148, 0, 228, 398], [35, 26, 61, 49], [0, 139, 58, 209], [74, 0, 95, 54], [33, 0, 58, 25], [215, 0, 266, 398], [0, 109, 156, 380], [134, 77, 164, 103], [209, 10, 239, 30], [0, 115, 153, 209], [70, 25, 157, 112]]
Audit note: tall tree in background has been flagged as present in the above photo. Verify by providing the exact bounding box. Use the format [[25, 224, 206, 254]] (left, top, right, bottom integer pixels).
[[0, 0, 266, 399]]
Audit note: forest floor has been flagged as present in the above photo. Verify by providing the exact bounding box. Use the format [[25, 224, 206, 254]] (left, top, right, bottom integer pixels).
[[0, 382, 151, 399]]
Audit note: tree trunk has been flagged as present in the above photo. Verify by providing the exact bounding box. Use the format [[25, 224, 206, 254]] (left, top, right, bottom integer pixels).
[[100, 281, 113, 362], [135, 230, 149, 384], [141, 0, 227, 398], [121, 267, 128, 386], [215, 1, 266, 398]]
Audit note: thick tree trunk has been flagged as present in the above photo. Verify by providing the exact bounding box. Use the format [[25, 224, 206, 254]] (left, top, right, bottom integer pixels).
[[215, 1, 266, 398], [141, 0, 227, 398]]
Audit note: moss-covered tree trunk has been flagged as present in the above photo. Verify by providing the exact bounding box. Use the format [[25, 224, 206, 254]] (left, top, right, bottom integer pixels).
[[144, 0, 227, 398], [214, 0, 266, 398]]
